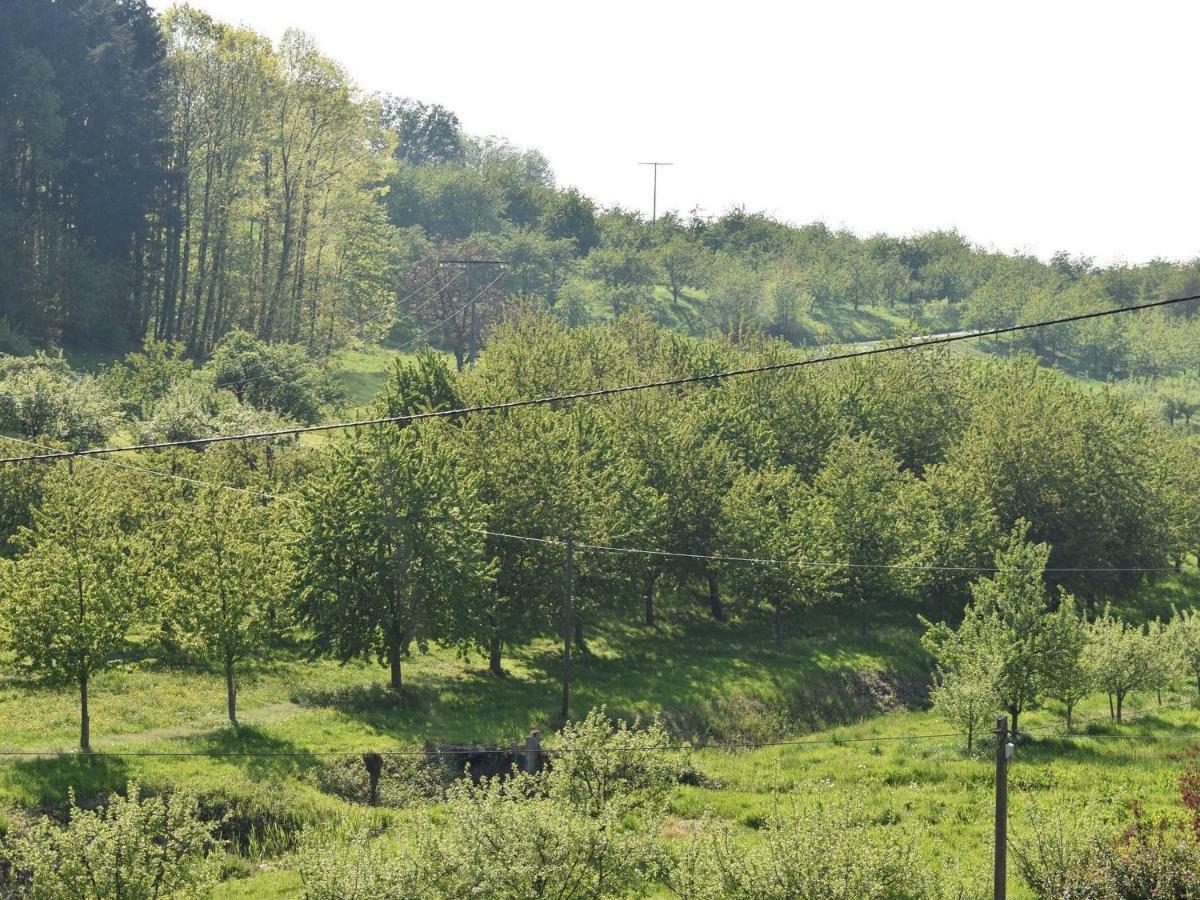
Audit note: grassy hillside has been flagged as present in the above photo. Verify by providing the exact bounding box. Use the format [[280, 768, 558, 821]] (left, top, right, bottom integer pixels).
[[0, 573, 1196, 897]]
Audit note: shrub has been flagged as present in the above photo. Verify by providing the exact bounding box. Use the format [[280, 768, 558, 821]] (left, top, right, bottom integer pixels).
[[0, 354, 119, 447], [206, 331, 342, 424], [300, 775, 664, 899], [1014, 800, 1200, 900], [667, 794, 938, 900], [545, 707, 685, 818], [4, 782, 219, 900]]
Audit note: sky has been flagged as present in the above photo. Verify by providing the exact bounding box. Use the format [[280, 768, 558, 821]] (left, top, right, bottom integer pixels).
[[150, 0, 1200, 265]]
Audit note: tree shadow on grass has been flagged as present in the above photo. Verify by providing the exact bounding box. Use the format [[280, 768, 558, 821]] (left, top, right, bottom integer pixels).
[[291, 681, 434, 716], [177, 725, 321, 782], [4, 752, 133, 814]]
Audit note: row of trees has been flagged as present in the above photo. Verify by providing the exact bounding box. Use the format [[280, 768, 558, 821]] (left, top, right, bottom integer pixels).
[[926, 524, 1200, 749], [2, 315, 1198, 749]]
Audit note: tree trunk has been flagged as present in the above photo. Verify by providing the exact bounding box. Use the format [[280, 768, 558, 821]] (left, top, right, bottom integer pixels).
[[644, 572, 657, 627], [489, 634, 504, 678], [967, 727, 973, 753], [707, 570, 725, 622], [773, 604, 784, 649], [79, 669, 90, 752], [1116, 691, 1124, 722], [574, 619, 586, 654], [225, 654, 238, 727], [1009, 706, 1019, 739], [389, 631, 402, 691], [1066, 702, 1074, 732], [1108, 693, 1114, 720]]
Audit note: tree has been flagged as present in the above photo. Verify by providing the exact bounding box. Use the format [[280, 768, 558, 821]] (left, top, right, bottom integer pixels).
[[0, 464, 150, 749], [542, 187, 599, 254], [717, 468, 840, 648], [1043, 593, 1092, 730], [656, 235, 706, 307], [923, 522, 1058, 737], [376, 94, 463, 166], [705, 253, 762, 341], [930, 649, 1000, 753], [157, 481, 291, 725], [295, 422, 490, 690], [1170, 607, 1200, 697], [0, 354, 120, 448], [1085, 606, 1152, 722], [206, 330, 341, 423], [1142, 617, 1179, 708], [812, 434, 910, 637]]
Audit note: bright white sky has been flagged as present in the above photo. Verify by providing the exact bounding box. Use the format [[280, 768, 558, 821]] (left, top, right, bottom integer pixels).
[[152, 0, 1200, 265]]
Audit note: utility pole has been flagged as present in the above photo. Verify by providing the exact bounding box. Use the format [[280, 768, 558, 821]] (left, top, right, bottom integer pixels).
[[437, 259, 508, 365], [994, 715, 1011, 900], [638, 162, 673, 224], [561, 537, 574, 723]]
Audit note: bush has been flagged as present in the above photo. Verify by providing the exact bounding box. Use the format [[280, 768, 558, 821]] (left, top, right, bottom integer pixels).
[[1014, 800, 1200, 900], [300, 775, 664, 900], [206, 331, 342, 424], [545, 707, 685, 818], [0, 354, 119, 447], [192, 781, 314, 857], [4, 782, 219, 900], [299, 709, 677, 899], [667, 794, 938, 900]]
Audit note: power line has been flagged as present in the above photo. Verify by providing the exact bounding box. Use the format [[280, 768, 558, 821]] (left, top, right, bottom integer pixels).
[[0, 435, 299, 504], [478, 529, 1183, 575], [3, 291, 1197, 464], [395, 270, 506, 355]]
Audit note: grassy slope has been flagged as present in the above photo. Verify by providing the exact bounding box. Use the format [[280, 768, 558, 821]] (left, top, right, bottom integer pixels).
[[0, 575, 1197, 897]]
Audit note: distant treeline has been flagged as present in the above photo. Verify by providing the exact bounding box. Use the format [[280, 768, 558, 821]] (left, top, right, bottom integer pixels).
[[3, 0, 1200, 388]]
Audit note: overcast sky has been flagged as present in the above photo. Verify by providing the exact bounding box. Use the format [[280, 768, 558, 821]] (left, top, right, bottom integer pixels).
[[150, 0, 1199, 265]]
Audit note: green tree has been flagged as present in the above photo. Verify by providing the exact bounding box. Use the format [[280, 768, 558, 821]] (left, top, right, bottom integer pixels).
[[929, 648, 1000, 753], [206, 330, 341, 424], [0, 354, 119, 448], [1043, 593, 1092, 730], [718, 468, 841, 647], [656, 234, 706, 308], [812, 434, 911, 636], [1085, 606, 1152, 722], [0, 464, 149, 749], [295, 422, 490, 689], [157, 481, 292, 725], [1170, 607, 1200, 697], [924, 522, 1058, 737]]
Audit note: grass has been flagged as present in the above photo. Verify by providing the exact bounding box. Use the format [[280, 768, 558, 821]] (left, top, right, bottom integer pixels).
[[0, 573, 1197, 896]]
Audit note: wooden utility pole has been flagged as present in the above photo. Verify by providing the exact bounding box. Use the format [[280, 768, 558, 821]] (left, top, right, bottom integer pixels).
[[994, 714, 1009, 900], [638, 162, 673, 224], [561, 537, 574, 723]]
